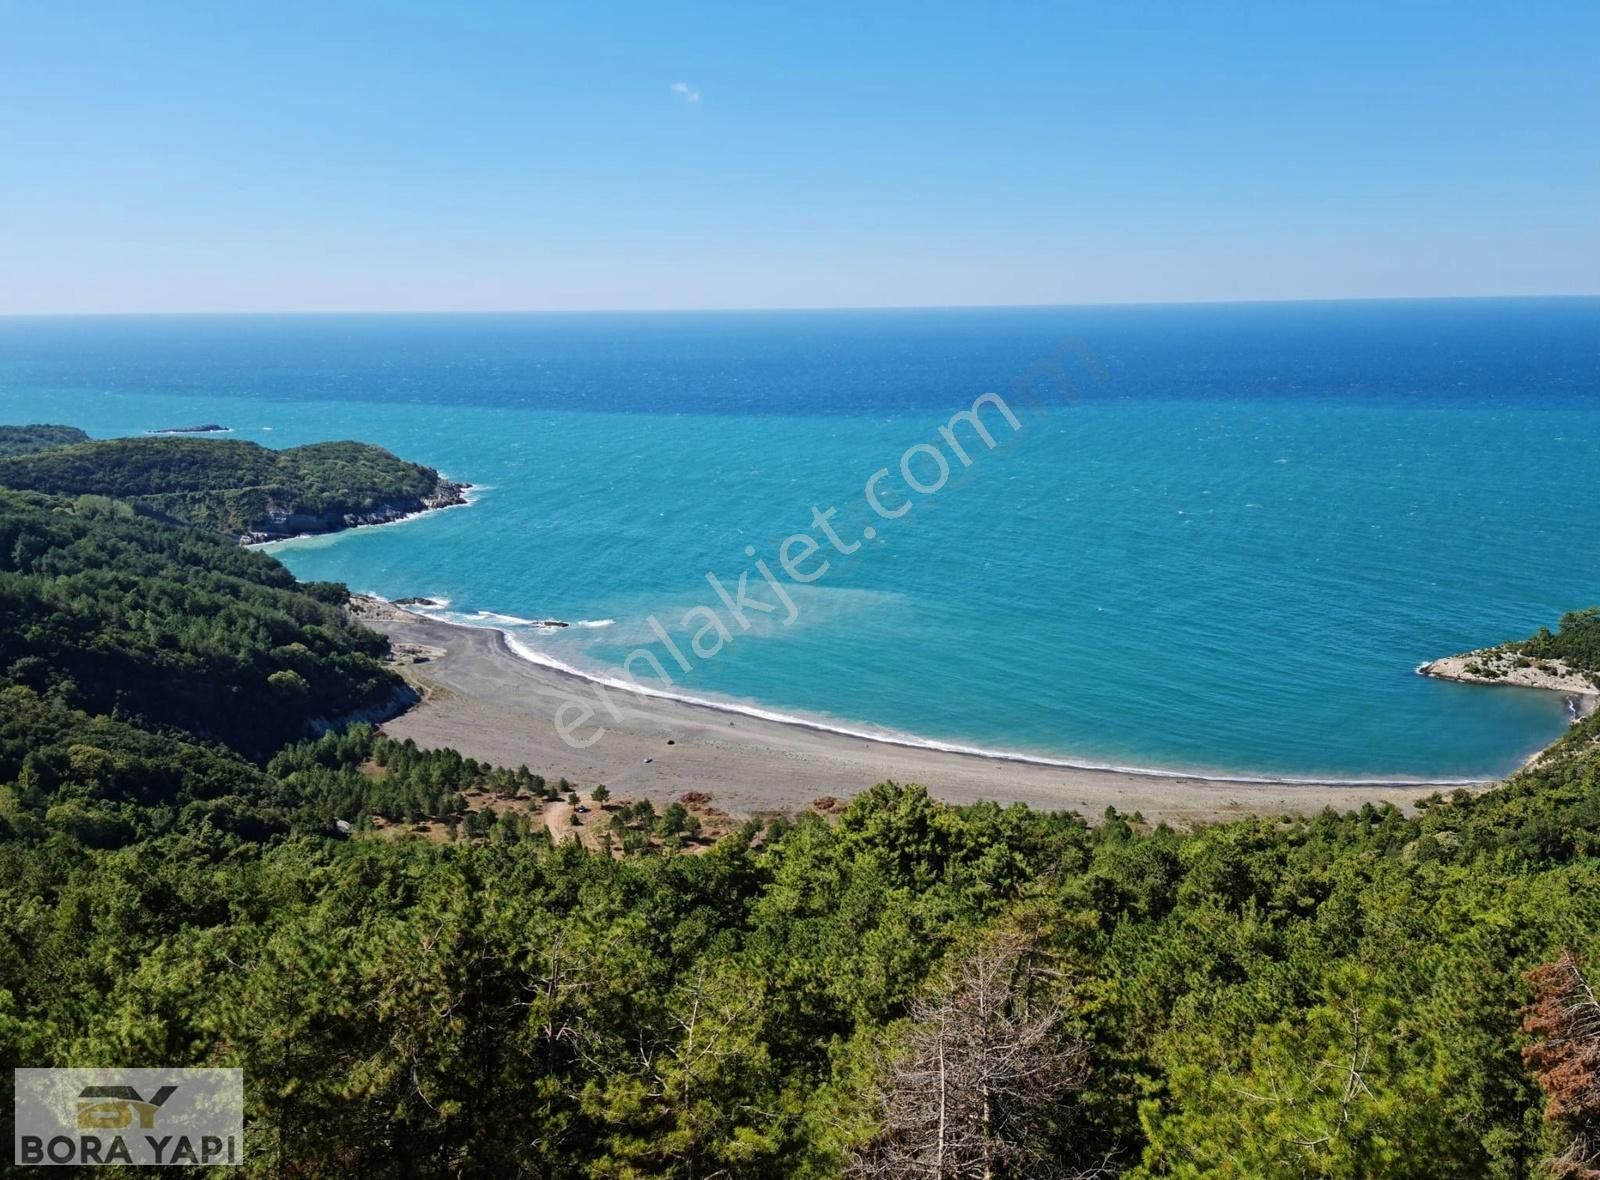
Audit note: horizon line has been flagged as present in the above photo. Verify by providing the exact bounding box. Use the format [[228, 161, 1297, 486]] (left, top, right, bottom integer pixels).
[[2, 291, 1597, 321]]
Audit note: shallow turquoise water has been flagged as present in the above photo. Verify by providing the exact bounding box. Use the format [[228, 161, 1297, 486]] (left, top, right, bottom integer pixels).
[[2, 301, 1595, 779]]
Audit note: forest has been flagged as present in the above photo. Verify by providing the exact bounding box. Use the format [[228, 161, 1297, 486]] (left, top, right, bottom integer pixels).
[[1517, 608, 1600, 682], [0, 431, 457, 537], [0, 489, 401, 754], [0, 424, 89, 458], [2, 483, 1599, 1177]]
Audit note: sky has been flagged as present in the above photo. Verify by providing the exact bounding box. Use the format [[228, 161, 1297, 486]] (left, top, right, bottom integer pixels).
[[0, 1, 1596, 314]]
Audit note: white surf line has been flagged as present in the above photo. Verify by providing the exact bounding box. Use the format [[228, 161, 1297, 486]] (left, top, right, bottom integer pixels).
[[362, 592, 1498, 788], [468, 626, 1491, 790]]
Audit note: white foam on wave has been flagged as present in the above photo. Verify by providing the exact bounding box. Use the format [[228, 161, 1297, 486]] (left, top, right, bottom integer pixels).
[[577, 618, 615, 628], [474, 610, 537, 626], [488, 629, 1489, 790]]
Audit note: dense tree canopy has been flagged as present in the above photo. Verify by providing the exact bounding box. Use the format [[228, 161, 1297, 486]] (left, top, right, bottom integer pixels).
[[0, 424, 89, 458], [2, 720, 1598, 1177], [0, 433, 453, 536], [1518, 608, 1600, 680], [0, 490, 403, 753]]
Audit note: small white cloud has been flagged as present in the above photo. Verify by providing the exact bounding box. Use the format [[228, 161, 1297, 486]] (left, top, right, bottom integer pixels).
[[671, 81, 701, 104]]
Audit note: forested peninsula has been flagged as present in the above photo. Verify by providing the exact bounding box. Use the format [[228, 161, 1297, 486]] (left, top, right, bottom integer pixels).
[[1422, 609, 1600, 702], [2, 431, 1599, 1177], [0, 425, 466, 541], [0, 424, 90, 457]]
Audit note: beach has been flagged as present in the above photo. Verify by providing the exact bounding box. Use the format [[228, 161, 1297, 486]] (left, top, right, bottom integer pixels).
[[82, 301, 1592, 785], [351, 596, 1473, 825]]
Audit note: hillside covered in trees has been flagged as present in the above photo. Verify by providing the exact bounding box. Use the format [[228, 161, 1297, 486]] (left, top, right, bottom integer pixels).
[[0, 490, 405, 753], [0, 423, 89, 457], [0, 430, 465, 539], [1, 486, 1599, 1177], [1517, 608, 1600, 682]]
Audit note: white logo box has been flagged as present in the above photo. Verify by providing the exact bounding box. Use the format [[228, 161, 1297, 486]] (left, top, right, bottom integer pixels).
[[14, 1068, 243, 1167]]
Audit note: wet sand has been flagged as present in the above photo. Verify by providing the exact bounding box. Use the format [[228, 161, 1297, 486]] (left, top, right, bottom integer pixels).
[[354, 598, 1457, 826]]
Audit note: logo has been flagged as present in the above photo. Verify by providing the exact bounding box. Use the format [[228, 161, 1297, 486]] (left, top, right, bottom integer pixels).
[[76, 1085, 178, 1131], [15, 1069, 242, 1167]]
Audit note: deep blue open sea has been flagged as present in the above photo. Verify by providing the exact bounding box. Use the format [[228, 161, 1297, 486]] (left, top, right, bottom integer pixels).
[[2, 298, 1595, 780]]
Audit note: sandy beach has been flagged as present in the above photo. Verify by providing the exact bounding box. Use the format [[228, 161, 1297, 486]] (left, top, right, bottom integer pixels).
[[350, 596, 1476, 826]]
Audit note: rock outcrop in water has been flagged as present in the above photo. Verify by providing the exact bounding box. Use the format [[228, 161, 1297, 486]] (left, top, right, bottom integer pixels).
[[1418, 649, 1600, 697]]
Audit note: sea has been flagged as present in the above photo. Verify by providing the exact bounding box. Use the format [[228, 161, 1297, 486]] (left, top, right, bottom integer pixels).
[[1, 298, 1595, 782]]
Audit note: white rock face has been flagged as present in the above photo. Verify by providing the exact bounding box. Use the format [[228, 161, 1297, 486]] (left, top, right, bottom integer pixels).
[[1419, 648, 1600, 696]]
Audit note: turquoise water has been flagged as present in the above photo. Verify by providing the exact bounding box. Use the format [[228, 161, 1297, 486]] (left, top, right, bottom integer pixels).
[[2, 301, 1595, 780]]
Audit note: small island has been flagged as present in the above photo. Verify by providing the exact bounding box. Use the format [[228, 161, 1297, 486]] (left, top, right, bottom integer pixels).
[[149, 423, 231, 435]]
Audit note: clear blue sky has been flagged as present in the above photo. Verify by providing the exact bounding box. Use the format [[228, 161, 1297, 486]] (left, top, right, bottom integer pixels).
[[1, 1, 1596, 313]]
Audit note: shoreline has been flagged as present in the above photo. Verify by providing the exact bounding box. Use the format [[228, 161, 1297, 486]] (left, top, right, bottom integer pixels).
[[493, 624, 1485, 789], [1418, 649, 1600, 702], [347, 594, 1492, 824], [248, 479, 476, 548], [1418, 647, 1598, 768]]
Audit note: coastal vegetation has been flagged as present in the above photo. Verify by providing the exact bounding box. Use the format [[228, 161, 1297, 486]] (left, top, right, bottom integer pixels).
[[1, 478, 1599, 1176], [1516, 608, 1600, 681], [1423, 608, 1600, 694], [0, 489, 402, 754], [0, 423, 89, 457], [0, 431, 463, 539]]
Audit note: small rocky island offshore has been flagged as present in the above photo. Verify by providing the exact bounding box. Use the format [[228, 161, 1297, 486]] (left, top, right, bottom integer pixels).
[[0, 428, 468, 543], [149, 423, 231, 434]]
